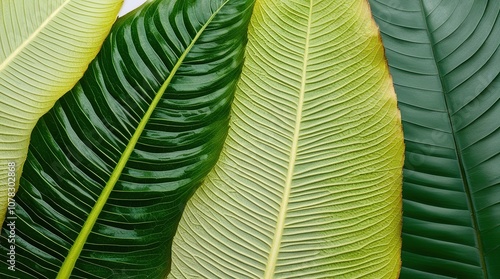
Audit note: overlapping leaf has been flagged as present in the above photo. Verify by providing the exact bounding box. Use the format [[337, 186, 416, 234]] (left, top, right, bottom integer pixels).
[[0, 0, 254, 277], [369, 0, 500, 278], [0, 0, 123, 225], [170, 0, 404, 278]]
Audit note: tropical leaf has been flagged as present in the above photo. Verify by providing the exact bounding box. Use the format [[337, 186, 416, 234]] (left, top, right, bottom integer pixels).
[[369, 0, 500, 278], [0, 0, 123, 224], [169, 0, 404, 278], [0, 0, 254, 277]]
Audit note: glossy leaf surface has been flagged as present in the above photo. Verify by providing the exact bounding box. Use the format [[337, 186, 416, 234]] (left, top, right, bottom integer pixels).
[[170, 0, 404, 278], [0, 0, 122, 225], [0, 0, 253, 277], [369, 0, 500, 278]]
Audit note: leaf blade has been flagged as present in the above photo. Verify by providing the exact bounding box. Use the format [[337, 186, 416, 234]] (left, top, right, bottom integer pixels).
[[369, 0, 500, 277], [170, 0, 404, 278], [57, 3, 231, 276]]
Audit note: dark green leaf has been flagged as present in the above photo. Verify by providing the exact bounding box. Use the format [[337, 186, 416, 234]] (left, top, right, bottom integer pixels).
[[369, 0, 500, 278]]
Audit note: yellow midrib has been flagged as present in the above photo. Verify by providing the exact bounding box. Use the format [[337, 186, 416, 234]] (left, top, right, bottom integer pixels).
[[0, 0, 71, 72], [262, 1, 313, 278], [55, 1, 230, 278]]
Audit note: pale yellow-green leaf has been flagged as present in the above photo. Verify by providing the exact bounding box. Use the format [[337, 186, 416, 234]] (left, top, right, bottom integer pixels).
[[169, 0, 404, 278], [0, 0, 123, 224]]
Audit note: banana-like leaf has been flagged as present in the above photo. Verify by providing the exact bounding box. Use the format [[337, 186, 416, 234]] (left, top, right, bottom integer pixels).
[[0, 0, 123, 224], [0, 0, 253, 277], [369, 0, 500, 278], [170, 0, 404, 277]]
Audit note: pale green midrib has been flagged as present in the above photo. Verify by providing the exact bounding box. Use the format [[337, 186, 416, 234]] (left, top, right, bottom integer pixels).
[[55, 2, 229, 278], [262, 1, 313, 278], [0, 0, 71, 72], [417, 1, 487, 278]]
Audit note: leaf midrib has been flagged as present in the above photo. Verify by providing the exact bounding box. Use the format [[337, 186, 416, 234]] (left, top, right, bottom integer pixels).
[[0, 0, 71, 72], [263, 1, 313, 277], [417, 0, 487, 277], [56, 1, 230, 277]]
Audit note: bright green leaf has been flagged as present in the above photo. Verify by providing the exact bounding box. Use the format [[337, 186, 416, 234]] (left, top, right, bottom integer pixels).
[[0, 0, 123, 224], [170, 0, 404, 278], [369, 0, 500, 278], [0, 0, 254, 277]]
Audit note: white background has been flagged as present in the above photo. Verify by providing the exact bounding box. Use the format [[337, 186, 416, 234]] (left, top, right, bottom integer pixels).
[[118, 0, 149, 17]]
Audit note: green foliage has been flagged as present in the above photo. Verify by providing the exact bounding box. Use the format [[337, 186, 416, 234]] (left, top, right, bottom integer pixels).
[[369, 0, 500, 278], [7, 0, 496, 278]]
